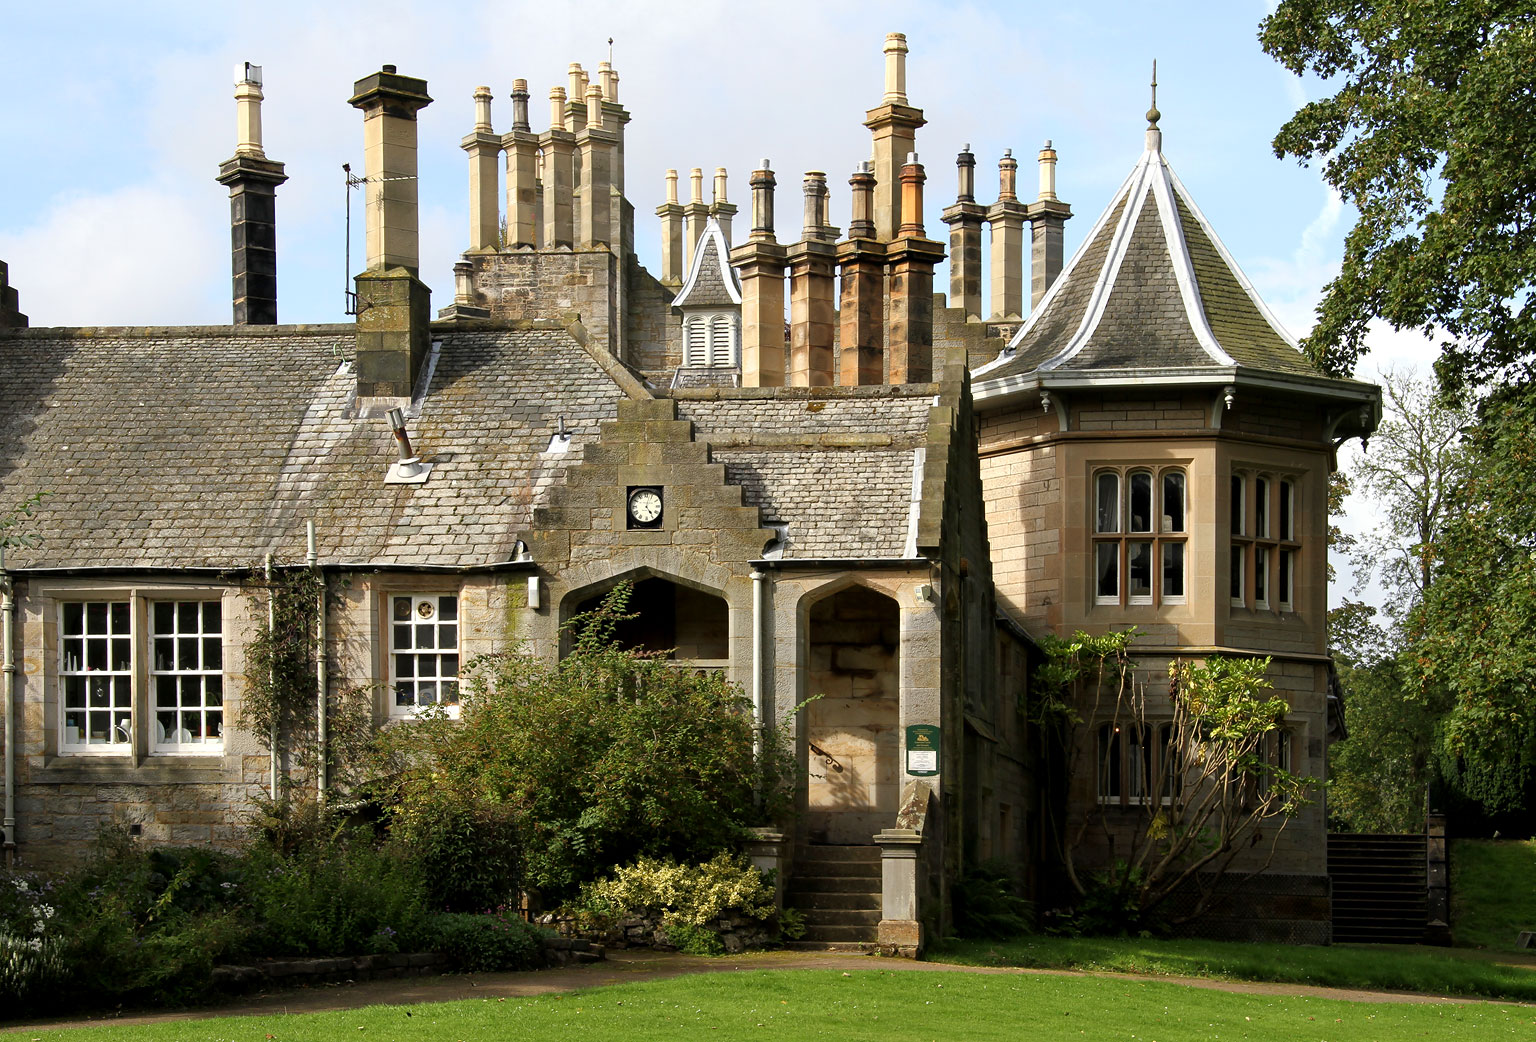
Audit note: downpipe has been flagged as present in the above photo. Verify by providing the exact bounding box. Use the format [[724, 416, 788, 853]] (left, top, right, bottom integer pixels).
[[2, 549, 15, 865]]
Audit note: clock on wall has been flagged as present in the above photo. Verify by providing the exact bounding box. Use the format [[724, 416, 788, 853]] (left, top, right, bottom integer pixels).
[[626, 486, 663, 529]]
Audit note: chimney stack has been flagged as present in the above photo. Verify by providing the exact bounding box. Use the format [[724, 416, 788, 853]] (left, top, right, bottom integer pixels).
[[503, 79, 539, 248], [1025, 140, 1073, 307], [540, 87, 576, 247], [730, 161, 789, 387], [0, 261, 27, 328], [987, 149, 1027, 320], [683, 168, 710, 272], [787, 172, 837, 386], [216, 62, 288, 325], [838, 162, 886, 384], [886, 153, 944, 383], [349, 65, 433, 400], [941, 144, 985, 320], [710, 167, 737, 245], [656, 169, 685, 285], [864, 33, 926, 241], [462, 86, 501, 251], [576, 83, 614, 246]]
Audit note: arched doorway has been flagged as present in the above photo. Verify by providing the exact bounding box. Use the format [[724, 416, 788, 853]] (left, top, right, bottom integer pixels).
[[569, 576, 729, 663], [805, 585, 900, 845]]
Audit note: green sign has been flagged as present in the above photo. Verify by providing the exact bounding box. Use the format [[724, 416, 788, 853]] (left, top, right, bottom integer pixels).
[[905, 724, 941, 777]]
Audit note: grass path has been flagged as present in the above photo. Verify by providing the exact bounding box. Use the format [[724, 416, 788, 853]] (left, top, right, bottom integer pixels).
[[6, 948, 1531, 1038], [3, 959, 1533, 1042]]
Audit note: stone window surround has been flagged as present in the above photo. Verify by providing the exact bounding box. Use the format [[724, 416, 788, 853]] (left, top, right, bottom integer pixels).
[[379, 586, 463, 721], [35, 580, 232, 762], [1092, 463, 1189, 608], [1098, 720, 1299, 809], [1230, 469, 1300, 612]]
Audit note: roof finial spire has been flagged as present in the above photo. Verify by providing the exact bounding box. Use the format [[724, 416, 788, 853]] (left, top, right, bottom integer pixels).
[[1145, 59, 1163, 153]]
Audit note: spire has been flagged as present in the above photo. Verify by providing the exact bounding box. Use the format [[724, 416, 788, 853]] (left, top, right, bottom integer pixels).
[[1146, 60, 1162, 153]]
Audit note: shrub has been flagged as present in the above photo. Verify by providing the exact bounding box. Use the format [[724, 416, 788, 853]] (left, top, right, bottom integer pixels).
[[568, 852, 776, 941], [421, 908, 548, 971], [385, 787, 522, 914], [952, 860, 1033, 939], [241, 828, 429, 955]]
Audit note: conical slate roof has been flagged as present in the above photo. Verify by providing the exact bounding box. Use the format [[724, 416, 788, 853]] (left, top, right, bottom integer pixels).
[[974, 125, 1321, 390], [672, 216, 741, 309]]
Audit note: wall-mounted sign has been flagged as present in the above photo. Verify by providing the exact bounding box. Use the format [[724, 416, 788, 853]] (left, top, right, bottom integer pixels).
[[905, 724, 940, 777]]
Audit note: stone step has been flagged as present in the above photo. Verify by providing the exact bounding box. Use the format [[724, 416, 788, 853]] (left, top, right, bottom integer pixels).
[[780, 940, 874, 953], [792, 860, 881, 879], [784, 891, 881, 911], [801, 923, 879, 943], [798, 908, 881, 927], [798, 844, 882, 863], [786, 875, 884, 894]]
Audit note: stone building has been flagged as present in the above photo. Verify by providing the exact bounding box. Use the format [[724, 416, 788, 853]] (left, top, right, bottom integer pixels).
[[0, 35, 1375, 950]]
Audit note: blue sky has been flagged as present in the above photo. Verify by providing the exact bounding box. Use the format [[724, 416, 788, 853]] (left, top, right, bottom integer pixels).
[[0, 0, 1426, 602]]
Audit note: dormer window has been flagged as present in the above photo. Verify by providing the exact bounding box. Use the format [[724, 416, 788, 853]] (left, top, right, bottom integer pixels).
[[1093, 465, 1188, 607]]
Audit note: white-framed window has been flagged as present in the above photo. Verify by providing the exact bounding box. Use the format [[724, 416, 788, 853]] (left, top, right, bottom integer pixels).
[[389, 593, 461, 716], [1093, 465, 1188, 607], [1232, 470, 1302, 613], [150, 601, 224, 752], [60, 601, 133, 752], [58, 594, 226, 756]]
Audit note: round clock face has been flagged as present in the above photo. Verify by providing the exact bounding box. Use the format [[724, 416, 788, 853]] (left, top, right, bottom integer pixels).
[[628, 488, 662, 524]]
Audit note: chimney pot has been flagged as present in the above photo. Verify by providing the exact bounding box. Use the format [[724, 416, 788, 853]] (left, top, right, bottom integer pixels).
[[690, 167, 704, 205], [585, 83, 603, 130], [382, 64, 397, 74], [510, 78, 530, 132], [665, 168, 679, 205], [713, 167, 728, 204], [882, 32, 909, 105], [549, 86, 567, 131]]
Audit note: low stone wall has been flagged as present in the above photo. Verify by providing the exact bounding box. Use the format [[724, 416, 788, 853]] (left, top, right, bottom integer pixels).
[[210, 939, 604, 992], [544, 912, 775, 953]]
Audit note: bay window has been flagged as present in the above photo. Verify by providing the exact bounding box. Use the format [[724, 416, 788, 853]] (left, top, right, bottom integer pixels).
[[1093, 466, 1188, 607]]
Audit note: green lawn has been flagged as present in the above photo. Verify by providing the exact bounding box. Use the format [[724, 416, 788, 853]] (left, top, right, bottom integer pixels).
[[1452, 838, 1536, 951], [7, 970, 1533, 1042], [934, 934, 1536, 1002]]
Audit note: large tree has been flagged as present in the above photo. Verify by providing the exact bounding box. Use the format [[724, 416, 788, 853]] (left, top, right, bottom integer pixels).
[[1260, 2, 1536, 390]]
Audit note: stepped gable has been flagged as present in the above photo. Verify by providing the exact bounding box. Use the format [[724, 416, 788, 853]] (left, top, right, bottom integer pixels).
[[0, 323, 626, 569], [675, 390, 935, 559], [671, 217, 740, 309], [975, 120, 1320, 386]]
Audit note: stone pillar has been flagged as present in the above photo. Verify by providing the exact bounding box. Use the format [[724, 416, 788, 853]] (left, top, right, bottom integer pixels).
[[576, 85, 613, 247], [787, 172, 837, 386], [655, 169, 685, 285], [838, 162, 885, 385], [0, 261, 27, 328], [349, 65, 433, 399], [744, 828, 789, 909], [864, 33, 926, 242], [683, 168, 710, 272], [875, 828, 923, 956], [540, 88, 576, 248], [462, 86, 501, 251], [710, 167, 737, 246], [987, 150, 1027, 320], [1025, 140, 1073, 308], [940, 145, 985, 321], [502, 79, 539, 249], [729, 162, 788, 388], [887, 155, 944, 384], [216, 63, 288, 326]]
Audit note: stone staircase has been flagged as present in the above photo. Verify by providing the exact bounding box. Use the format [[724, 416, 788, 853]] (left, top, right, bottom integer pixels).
[[783, 844, 881, 949], [1328, 833, 1428, 944]]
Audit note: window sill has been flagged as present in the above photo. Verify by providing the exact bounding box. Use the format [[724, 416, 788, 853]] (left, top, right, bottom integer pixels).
[[37, 757, 229, 785]]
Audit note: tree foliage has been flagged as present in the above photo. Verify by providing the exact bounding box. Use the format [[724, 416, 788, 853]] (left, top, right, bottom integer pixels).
[[1033, 631, 1311, 933], [377, 583, 795, 904], [1261, 2, 1536, 389]]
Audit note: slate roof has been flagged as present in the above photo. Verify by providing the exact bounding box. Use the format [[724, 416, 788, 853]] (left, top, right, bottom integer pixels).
[[671, 217, 741, 309], [975, 129, 1321, 387], [0, 324, 627, 570], [677, 393, 934, 559]]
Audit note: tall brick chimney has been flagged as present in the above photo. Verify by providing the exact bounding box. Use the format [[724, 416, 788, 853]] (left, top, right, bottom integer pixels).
[[864, 34, 926, 242], [941, 145, 985, 321], [787, 172, 837, 386], [730, 161, 788, 387], [837, 162, 885, 385], [349, 65, 433, 401], [987, 150, 1027, 320], [215, 63, 287, 325], [886, 154, 944, 383]]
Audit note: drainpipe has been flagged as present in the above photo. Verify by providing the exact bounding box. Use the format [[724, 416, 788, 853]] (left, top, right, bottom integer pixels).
[[265, 553, 279, 799], [2, 547, 15, 865], [751, 568, 766, 757], [308, 522, 327, 801]]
